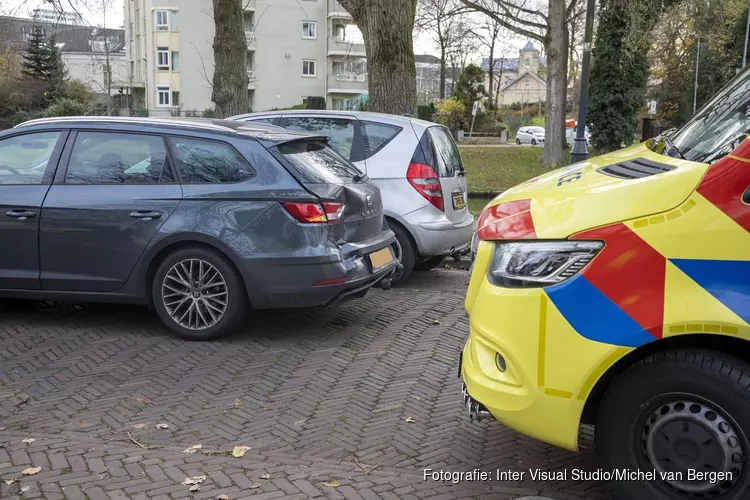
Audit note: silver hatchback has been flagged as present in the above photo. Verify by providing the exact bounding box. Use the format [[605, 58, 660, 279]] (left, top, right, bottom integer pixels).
[[230, 111, 475, 282]]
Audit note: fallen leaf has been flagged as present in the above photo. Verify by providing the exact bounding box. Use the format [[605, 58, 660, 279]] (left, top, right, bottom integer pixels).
[[182, 444, 202, 454], [133, 423, 147, 430], [4, 479, 18, 485], [259, 473, 270, 480], [322, 480, 340, 488], [131, 396, 152, 405], [189, 485, 200, 492], [21, 438, 36, 444], [20, 487, 29, 493], [431, 319, 440, 325], [231, 399, 242, 409], [22, 466, 42, 475], [405, 417, 415, 423], [217, 495, 230, 500], [181, 475, 207, 486], [156, 423, 170, 430], [231, 445, 251, 458]]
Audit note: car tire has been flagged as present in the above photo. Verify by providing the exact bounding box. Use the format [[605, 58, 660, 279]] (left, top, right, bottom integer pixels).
[[531, 139, 537, 146], [596, 349, 750, 500], [515, 138, 521, 145], [414, 255, 445, 271], [152, 246, 247, 341], [390, 223, 415, 284]]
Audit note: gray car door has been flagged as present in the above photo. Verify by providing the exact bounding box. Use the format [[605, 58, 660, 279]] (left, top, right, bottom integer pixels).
[[0, 130, 67, 290], [39, 130, 183, 292]]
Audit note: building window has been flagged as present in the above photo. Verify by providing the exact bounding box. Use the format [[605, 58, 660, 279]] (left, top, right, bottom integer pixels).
[[302, 21, 316, 39], [171, 51, 180, 71], [155, 11, 168, 30], [172, 91, 180, 107], [524, 79, 530, 88], [157, 47, 169, 69], [156, 86, 170, 106], [170, 11, 179, 31], [302, 59, 316, 77]]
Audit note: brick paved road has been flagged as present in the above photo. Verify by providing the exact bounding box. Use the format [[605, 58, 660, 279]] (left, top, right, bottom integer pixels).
[[0, 269, 612, 500]]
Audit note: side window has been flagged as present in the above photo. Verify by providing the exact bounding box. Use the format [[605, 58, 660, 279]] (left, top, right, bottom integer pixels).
[[168, 137, 255, 184], [65, 132, 170, 185], [284, 117, 355, 160], [0, 131, 61, 185], [361, 121, 402, 159], [246, 117, 276, 125]]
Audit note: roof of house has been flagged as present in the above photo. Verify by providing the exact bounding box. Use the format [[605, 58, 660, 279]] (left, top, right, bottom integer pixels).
[[521, 40, 539, 52], [499, 70, 548, 92], [0, 15, 125, 53], [415, 54, 441, 65], [480, 56, 547, 72]]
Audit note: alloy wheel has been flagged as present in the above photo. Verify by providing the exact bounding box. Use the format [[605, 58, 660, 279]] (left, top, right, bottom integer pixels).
[[162, 258, 228, 331]]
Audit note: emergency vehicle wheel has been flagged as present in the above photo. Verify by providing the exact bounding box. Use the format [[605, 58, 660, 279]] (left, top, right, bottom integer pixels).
[[596, 349, 750, 500]]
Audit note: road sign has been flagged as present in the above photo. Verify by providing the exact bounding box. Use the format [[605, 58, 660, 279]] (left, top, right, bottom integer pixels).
[[472, 101, 479, 116], [648, 100, 657, 115]]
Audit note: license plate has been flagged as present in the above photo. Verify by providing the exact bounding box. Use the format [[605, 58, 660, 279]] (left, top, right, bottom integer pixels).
[[369, 247, 393, 271], [452, 192, 466, 209]]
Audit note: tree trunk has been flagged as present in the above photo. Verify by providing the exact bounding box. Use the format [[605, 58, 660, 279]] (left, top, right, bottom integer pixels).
[[342, 0, 418, 115], [487, 45, 494, 107], [542, 0, 568, 167], [212, 0, 248, 118], [439, 45, 447, 99]]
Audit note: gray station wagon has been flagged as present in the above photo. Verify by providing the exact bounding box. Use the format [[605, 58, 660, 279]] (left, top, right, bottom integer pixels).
[[0, 117, 400, 340]]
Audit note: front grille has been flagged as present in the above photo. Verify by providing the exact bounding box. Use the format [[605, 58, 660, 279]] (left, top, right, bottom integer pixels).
[[597, 157, 676, 179]]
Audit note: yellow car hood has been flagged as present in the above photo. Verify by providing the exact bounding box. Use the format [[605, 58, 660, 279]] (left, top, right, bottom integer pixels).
[[484, 143, 710, 238]]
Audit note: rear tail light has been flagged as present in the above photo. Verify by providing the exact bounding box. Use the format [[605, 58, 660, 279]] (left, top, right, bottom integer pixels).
[[281, 201, 345, 223], [407, 162, 444, 212]]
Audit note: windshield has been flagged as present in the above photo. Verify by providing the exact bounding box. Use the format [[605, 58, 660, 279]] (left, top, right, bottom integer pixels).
[[665, 67, 750, 163]]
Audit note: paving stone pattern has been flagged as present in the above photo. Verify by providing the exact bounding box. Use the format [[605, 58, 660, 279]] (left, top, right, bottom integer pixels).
[[0, 270, 612, 499]]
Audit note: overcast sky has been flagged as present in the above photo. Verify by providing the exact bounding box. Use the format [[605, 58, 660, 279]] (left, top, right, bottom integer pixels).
[[3, 0, 530, 60]]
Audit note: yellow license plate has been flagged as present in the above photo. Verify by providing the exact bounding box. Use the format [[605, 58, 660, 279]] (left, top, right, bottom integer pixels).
[[453, 193, 466, 209], [369, 247, 394, 271]]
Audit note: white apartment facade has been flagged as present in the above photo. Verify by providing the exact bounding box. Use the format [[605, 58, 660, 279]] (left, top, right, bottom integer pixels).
[[120, 0, 369, 115]]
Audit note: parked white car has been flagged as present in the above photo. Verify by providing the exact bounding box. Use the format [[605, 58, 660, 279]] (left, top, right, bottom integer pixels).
[[230, 110, 474, 283], [566, 125, 591, 146], [516, 126, 545, 145]]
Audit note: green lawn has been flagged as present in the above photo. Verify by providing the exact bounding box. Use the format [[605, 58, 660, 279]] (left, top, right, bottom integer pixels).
[[460, 146, 558, 194]]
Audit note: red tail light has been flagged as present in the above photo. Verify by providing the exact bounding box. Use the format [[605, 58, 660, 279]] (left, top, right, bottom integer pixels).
[[407, 162, 444, 212], [281, 201, 345, 223]]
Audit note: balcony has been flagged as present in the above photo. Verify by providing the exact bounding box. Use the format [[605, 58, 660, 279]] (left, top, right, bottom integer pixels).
[[327, 37, 365, 57], [245, 30, 256, 51], [328, 0, 351, 18], [327, 73, 368, 93], [242, 0, 255, 11]]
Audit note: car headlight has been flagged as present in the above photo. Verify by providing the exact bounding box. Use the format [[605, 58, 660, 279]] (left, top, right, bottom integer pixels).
[[487, 241, 603, 288]]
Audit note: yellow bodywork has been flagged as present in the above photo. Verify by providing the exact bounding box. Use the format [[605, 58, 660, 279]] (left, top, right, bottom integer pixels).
[[462, 142, 750, 451]]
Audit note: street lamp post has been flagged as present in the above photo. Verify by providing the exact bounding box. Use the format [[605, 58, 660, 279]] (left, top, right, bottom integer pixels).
[[570, 0, 597, 164]]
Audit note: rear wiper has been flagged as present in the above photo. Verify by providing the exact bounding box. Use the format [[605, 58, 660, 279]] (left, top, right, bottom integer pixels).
[[352, 173, 368, 183], [659, 131, 685, 159]]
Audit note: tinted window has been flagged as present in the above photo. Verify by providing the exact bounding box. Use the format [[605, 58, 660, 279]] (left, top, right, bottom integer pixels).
[[284, 117, 355, 160], [247, 117, 276, 125], [428, 127, 463, 178], [66, 132, 170, 184], [278, 141, 362, 184], [169, 137, 255, 184], [361, 121, 402, 159], [0, 131, 61, 185]]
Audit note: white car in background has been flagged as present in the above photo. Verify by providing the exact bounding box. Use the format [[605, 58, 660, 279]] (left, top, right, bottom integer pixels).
[[230, 110, 474, 283], [516, 126, 545, 145]]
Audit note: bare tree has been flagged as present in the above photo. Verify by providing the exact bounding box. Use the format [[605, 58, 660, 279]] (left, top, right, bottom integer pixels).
[[416, 0, 468, 99], [211, 0, 248, 117], [461, 0, 580, 167], [471, 10, 512, 107], [339, 0, 419, 114]]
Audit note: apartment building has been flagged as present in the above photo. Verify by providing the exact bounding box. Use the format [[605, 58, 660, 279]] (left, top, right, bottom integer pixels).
[[120, 0, 369, 115]]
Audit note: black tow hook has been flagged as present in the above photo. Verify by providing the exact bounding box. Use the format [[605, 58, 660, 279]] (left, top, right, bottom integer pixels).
[[374, 263, 403, 290]]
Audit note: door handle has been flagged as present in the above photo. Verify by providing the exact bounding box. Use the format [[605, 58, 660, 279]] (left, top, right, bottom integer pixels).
[[5, 210, 37, 220], [129, 211, 163, 221]]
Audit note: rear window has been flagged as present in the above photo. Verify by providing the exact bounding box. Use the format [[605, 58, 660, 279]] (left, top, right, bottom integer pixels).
[[427, 127, 463, 178], [277, 141, 363, 184], [361, 120, 402, 159]]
